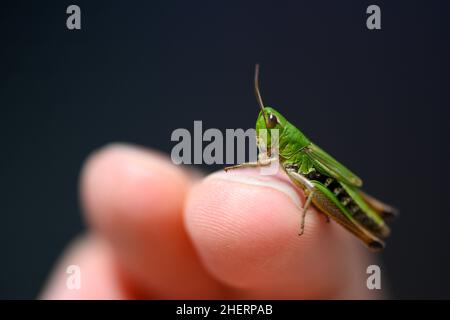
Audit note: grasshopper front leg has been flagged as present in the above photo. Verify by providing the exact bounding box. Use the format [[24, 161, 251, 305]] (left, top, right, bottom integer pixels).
[[224, 156, 277, 171]]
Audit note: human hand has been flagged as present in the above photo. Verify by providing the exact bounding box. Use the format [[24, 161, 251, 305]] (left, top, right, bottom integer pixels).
[[41, 144, 380, 299]]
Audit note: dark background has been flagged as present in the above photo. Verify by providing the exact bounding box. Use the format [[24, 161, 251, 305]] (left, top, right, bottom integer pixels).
[[1, 0, 449, 299]]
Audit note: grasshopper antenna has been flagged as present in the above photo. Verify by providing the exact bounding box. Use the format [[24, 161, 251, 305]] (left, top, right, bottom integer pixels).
[[254, 64, 268, 125]]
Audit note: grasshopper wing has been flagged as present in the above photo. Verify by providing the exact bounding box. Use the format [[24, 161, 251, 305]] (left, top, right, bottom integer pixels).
[[358, 190, 399, 221], [305, 143, 363, 187], [340, 182, 391, 238]]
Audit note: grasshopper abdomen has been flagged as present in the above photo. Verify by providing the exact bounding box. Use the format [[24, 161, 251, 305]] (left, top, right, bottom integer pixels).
[[304, 170, 390, 239]]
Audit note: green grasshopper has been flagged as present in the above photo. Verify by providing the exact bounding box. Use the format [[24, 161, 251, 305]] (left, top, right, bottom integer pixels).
[[225, 65, 397, 251]]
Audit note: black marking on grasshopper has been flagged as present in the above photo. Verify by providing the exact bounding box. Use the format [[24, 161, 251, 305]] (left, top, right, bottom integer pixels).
[[305, 170, 382, 235]]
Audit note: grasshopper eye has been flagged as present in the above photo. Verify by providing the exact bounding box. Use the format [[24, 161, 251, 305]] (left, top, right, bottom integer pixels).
[[267, 113, 278, 128]]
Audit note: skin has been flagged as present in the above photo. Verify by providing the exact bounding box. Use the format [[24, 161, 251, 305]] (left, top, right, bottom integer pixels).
[[40, 143, 382, 299]]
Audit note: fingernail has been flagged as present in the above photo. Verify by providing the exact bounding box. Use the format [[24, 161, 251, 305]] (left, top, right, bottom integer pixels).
[[206, 170, 301, 207]]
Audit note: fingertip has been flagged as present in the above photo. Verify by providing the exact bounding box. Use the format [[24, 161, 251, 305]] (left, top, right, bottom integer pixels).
[[184, 169, 353, 296]]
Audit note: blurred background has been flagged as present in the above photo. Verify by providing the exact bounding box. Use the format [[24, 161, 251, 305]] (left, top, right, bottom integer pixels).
[[1, 0, 449, 299]]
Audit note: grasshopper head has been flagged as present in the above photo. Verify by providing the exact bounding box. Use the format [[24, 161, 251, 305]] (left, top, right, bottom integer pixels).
[[255, 106, 287, 154]]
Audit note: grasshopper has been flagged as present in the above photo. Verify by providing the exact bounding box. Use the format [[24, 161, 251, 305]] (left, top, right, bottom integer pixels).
[[225, 65, 397, 251]]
